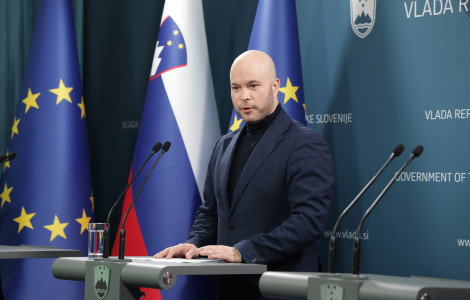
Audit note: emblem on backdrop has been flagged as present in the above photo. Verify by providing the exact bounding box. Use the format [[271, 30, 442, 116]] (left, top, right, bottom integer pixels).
[[350, 0, 376, 38]]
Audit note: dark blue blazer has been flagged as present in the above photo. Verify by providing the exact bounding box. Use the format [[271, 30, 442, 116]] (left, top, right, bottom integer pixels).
[[187, 109, 334, 298]]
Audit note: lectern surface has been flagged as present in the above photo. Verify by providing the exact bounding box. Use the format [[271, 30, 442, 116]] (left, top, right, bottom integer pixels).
[[0, 245, 82, 259], [52, 256, 268, 292]]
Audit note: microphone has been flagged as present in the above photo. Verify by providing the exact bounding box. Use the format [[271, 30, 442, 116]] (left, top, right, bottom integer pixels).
[[102, 142, 162, 258], [327, 144, 404, 273], [0, 152, 17, 167], [118, 141, 171, 259], [352, 145, 424, 275]]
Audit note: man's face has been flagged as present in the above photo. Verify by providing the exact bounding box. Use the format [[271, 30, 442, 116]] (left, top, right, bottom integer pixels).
[[230, 58, 279, 124]]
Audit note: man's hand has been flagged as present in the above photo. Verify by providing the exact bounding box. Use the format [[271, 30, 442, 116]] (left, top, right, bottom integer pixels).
[[198, 245, 242, 263], [154, 243, 198, 259]]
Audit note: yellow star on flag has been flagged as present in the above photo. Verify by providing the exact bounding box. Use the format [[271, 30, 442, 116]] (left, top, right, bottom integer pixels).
[[13, 206, 36, 233], [3, 150, 11, 173], [50, 79, 73, 105], [22, 88, 41, 114], [173, 30, 179, 36], [11, 116, 20, 139], [1, 183, 13, 208], [230, 114, 243, 132], [302, 104, 307, 120], [167, 40, 173, 46], [279, 77, 299, 104], [90, 192, 94, 212], [178, 43, 184, 49], [75, 209, 91, 234], [44, 215, 69, 241], [78, 97, 86, 119]]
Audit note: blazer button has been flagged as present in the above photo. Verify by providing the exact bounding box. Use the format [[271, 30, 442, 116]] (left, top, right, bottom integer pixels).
[[228, 225, 234, 231]]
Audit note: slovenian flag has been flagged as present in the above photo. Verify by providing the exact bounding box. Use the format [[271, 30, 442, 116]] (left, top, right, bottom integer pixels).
[[227, 0, 306, 132], [0, 0, 93, 299], [111, 0, 220, 299]]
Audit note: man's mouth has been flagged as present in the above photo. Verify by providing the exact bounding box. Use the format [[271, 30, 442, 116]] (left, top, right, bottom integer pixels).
[[241, 106, 254, 113]]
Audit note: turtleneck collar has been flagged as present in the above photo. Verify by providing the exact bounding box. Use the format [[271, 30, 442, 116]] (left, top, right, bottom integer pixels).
[[245, 103, 282, 135]]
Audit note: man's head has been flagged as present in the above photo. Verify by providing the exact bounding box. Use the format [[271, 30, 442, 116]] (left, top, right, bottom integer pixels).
[[230, 50, 280, 124]]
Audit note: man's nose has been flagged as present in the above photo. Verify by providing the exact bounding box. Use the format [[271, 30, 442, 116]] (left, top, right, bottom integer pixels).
[[240, 87, 250, 101]]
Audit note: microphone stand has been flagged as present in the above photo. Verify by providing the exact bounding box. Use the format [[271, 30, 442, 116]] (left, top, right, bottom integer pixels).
[[328, 145, 404, 273], [118, 142, 171, 259], [352, 145, 423, 275], [102, 142, 162, 258]]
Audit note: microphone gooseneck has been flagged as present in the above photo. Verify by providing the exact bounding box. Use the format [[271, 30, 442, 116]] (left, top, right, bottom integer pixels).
[[328, 144, 404, 274], [8, 152, 17, 161], [352, 145, 424, 275], [118, 141, 171, 259], [102, 142, 162, 258], [0, 152, 17, 167]]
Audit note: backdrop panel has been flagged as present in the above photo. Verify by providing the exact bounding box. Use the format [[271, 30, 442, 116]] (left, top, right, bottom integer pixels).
[[297, 0, 470, 279]]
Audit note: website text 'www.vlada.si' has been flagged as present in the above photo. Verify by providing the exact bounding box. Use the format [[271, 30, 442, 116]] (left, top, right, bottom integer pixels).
[[457, 239, 470, 247], [324, 232, 470, 248], [323, 229, 369, 240]]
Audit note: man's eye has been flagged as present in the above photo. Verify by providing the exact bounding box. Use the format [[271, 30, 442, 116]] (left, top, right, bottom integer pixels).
[[232, 86, 239, 90]]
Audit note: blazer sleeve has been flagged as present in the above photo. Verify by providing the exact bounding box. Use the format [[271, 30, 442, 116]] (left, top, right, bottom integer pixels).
[[185, 138, 220, 247], [234, 129, 334, 264]]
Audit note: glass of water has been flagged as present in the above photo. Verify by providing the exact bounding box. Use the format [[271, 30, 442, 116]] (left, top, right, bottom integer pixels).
[[88, 223, 108, 259]]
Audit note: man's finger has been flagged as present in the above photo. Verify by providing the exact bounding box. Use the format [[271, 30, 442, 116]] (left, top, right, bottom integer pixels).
[[185, 248, 197, 259], [198, 245, 242, 263], [154, 247, 170, 259], [166, 247, 176, 259]]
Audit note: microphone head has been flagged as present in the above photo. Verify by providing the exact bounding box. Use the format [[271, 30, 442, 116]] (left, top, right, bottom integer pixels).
[[392, 144, 405, 157], [412, 145, 424, 157], [152, 142, 162, 153], [0, 155, 6, 163], [8, 152, 17, 160], [162, 141, 171, 152]]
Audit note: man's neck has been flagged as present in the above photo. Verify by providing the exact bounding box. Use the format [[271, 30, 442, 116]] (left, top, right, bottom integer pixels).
[[246, 104, 282, 134]]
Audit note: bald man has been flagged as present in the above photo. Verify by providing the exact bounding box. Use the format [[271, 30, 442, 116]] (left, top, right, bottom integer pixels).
[[155, 51, 334, 299]]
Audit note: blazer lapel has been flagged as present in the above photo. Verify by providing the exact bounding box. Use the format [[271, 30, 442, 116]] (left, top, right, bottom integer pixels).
[[230, 110, 291, 213], [218, 130, 241, 204]]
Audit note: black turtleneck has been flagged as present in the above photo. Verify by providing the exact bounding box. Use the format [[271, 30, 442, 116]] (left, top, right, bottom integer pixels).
[[227, 104, 282, 207]]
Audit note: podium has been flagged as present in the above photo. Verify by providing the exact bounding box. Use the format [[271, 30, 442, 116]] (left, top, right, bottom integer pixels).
[[52, 257, 266, 300], [259, 272, 470, 299], [0, 245, 81, 259]]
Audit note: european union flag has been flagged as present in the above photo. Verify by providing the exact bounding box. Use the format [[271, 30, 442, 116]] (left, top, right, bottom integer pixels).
[[0, 0, 93, 299], [228, 0, 306, 132]]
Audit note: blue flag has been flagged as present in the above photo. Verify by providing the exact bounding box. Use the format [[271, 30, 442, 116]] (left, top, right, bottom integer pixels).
[[111, 1, 220, 299], [228, 0, 306, 132], [0, 0, 93, 299]]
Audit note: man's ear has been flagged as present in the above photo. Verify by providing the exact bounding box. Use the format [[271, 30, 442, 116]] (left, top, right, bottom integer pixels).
[[272, 78, 280, 97]]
